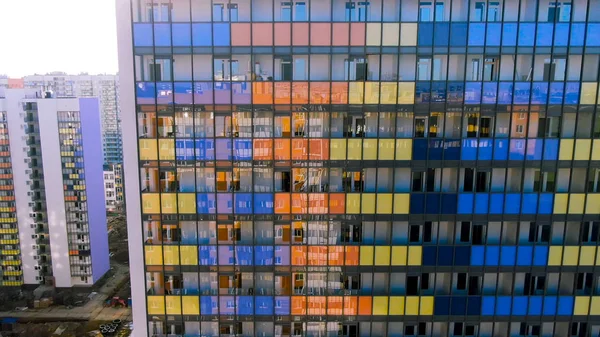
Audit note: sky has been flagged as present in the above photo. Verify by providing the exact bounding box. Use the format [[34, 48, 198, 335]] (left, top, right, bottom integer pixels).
[[0, 0, 118, 77]]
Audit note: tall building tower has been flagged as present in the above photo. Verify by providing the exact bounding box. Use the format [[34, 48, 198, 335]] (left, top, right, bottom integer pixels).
[[117, 1, 600, 336], [0, 89, 109, 287]]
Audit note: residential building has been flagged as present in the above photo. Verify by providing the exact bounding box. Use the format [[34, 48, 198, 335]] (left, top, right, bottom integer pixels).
[[117, 0, 600, 336], [0, 89, 110, 288], [104, 163, 125, 212]]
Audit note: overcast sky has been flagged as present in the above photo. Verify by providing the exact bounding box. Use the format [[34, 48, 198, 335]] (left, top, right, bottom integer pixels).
[[0, 0, 118, 77]]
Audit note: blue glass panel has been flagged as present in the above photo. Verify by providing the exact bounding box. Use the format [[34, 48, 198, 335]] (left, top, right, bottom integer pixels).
[[233, 139, 252, 160], [543, 296, 557, 315], [505, 194, 521, 214], [192, 23, 212, 46], [554, 23, 569, 46], [426, 194, 440, 213], [195, 139, 215, 160], [434, 23, 449, 46], [477, 139, 493, 160], [521, 193, 538, 214], [570, 23, 585, 46], [423, 247, 437, 266], [418, 23, 433, 46], [482, 82, 497, 104], [474, 193, 489, 214], [489, 193, 504, 213], [156, 82, 173, 104], [530, 82, 548, 104], [443, 139, 461, 160], [455, 247, 471, 266], [557, 296, 574, 315], [498, 82, 513, 104], [486, 23, 501, 46], [174, 82, 193, 104], [176, 139, 194, 161], [517, 246, 533, 266], [485, 246, 500, 266], [461, 140, 477, 160], [254, 194, 274, 214], [438, 246, 453, 266], [410, 194, 425, 214], [234, 193, 252, 214], [197, 193, 216, 214], [536, 23, 553, 46], [457, 193, 473, 214], [431, 82, 446, 103], [471, 246, 485, 266], [153, 23, 171, 46], [586, 23, 600, 46], [201, 296, 218, 315], [451, 297, 467, 315], [518, 23, 535, 46], [441, 193, 457, 214], [237, 296, 254, 315], [133, 24, 153, 46], [513, 82, 530, 104], [450, 23, 468, 46], [465, 82, 482, 104], [136, 82, 156, 105], [213, 23, 231, 46], [481, 297, 495, 315], [529, 297, 542, 315], [235, 246, 253, 265], [509, 139, 525, 160], [496, 296, 511, 316], [565, 82, 580, 104], [549, 82, 564, 104], [502, 23, 518, 46], [467, 297, 481, 315], [412, 140, 428, 160], [538, 194, 553, 214], [172, 23, 192, 46], [255, 296, 274, 315], [434, 296, 450, 315], [468, 23, 485, 46], [415, 82, 431, 103], [533, 246, 549, 266], [274, 296, 290, 315], [199, 246, 217, 265], [512, 296, 528, 315], [447, 82, 464, 103], [500, 246, 516, 266], [255, 246, 274, 266]]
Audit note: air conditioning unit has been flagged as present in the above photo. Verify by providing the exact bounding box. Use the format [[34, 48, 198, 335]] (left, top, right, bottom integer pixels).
[[28, 202, 35, 207], [34, 266, 41, 270], [31, 245, 39, 250], [30, 224, 36, 229], [31, 234, 38, 239], [33, 256, 39, 260]]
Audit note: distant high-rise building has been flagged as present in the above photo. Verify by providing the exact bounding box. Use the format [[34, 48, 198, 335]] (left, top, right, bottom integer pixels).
[[23, 74, 123, 165], [104, 163, 125, 212], [0, 89, 109, 287]]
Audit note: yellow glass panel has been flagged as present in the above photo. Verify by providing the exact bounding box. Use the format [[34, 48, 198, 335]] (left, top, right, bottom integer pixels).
[[389, 296, 405, 315], [574, 296, 590, 315], [400, 23, 417, 46], [591, 297, 600, 315], [362, 139, 378, 160], [585, 194, 600, 214], [395, 139, 412, 160], [378, 139, 395, 160], [375, 246, 391, 266], [362, 193, 376, 214], [420, 297, 434, 315], [380, 83, 398, 104], [158, 139, 175, 160], [365, 82, 380, 104], [394, 194, 410, 214], [360, 246, 374, 266], [408, 246, 422, 266], [145, 245, 163, 265], [382, 23, 400, 46], [597, 248, 600, 266], [347, 139, 362, 160], [405, 297, 419, 315], [580, 82, 598, 104], [142, 194, 160, 214], [559, 139, 574, 160], [569, 194, 585, 214], [366, 23, 382, 46], [574, 139, 591, 160], [330, 139, 347, 160], [373, 296, 388, 315], [376, 194, 393, 214], [346, 194, 361, 214], [548, 246, 562, 266], [391, 246, 408, 265], [163, 246, 180, 265], [592, 140, 600, 160], [579, 246, 596, 266], [161, 193, 177, 214], [166, 296, 182, 315], [562, 246, 579, 266], [139, 139, 158, 160], [180, 246, 199, 265], [182, 296, 200, 315], [178, 193, 196, 214], [398, 82, 415, 104], [553, 194, 568, 214], [349, 82, 364, 104], [147, 296, 165, 315]]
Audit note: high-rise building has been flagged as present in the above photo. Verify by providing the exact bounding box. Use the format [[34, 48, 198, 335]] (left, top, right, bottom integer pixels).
[[0, 89, 110, 287], [23, 73, 123, 165], [117, 1, 600, 336], [104, 163, 125, 212]]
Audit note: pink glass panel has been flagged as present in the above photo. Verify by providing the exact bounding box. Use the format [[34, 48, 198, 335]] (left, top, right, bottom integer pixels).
[[274, 23, 291, 46], [231, 23, 251, 46], [310, 23, 331, 46], [253, 23, 273, 46], [350, 23, 366, 46], [332, 23, 350, 46], [292, 23, 309, 45]]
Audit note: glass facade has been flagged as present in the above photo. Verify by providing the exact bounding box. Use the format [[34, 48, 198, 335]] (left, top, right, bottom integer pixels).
[[129, 0, 600, 336]]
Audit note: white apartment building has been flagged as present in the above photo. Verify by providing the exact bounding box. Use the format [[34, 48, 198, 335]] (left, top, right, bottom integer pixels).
[[104, 163, 124, 212]]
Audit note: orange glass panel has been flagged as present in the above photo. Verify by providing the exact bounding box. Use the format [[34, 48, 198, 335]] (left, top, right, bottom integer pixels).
[[231, 23, 251, 46], [292, 23, 309, 45], [292, 82, 309, 104], [332, 23, 350, 45], [329, 193, 346, 214], [252, 23, 273, 46], [291, 296, 307, 315], [344, 297, 358, 315], [328, 296, 344, 315], [308, 139, 330, 160], [292, 246, 307, 265], [345, 246, 359, 265], [252, 82, 273, 104], [274, 82, 291, 104], [358, 296, 373, 315], [308, 246, 327, 266], [308, 193, 328, 214], [275, 193, 290, 214], [307, 296, 327, 315], [328, 246, 344, 266], [311, 23, 331, 46], [274, 139, 291, 160], [310, 82, 331, 104], [274, 23, 291, 45], [292, 193, 308, 214], [253, 139, 273, 160], [292, 139, 308, 160], [350, 23, 366, 46], [331, 82, 348, 104]]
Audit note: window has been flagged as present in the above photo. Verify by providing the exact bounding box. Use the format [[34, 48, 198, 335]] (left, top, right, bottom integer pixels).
[[213, 4, 224, 21], [146, 3, 170, 22], [295, 2, 307, 21], [228, 4, 238, 21], [281, 2, 292, 21], [419, 1, 444, 22], [528, 223, 550, 243], [345, 2, 369, 22], [474, 2, 485, 21], [344, 58, 368, 81]]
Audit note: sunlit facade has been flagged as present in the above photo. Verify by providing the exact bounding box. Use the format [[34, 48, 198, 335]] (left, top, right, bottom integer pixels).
[[117, 0, 600, 336]]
